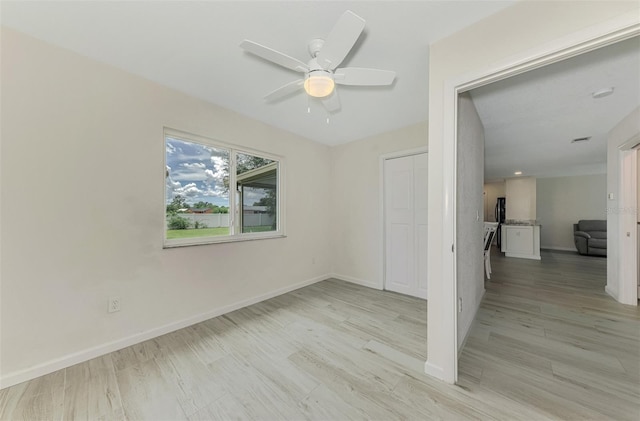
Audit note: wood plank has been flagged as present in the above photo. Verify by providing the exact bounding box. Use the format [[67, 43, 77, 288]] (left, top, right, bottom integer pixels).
[[2, 251, 638, 420]]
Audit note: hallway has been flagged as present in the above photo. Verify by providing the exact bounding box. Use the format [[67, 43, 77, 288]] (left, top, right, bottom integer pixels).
[[459, 248, 640, 420]]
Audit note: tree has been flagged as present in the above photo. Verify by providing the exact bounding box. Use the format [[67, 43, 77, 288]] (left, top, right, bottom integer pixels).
[[253, 188, 276, 228], [193, 201, 214, 209], [166, 195, 189, 215], [168, 215, 190, 230], [222, 154, 274, 192], [236, 155, 273, 175]]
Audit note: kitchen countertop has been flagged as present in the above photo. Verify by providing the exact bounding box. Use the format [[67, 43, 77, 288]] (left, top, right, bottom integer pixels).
[[503, 219, 538, 226]]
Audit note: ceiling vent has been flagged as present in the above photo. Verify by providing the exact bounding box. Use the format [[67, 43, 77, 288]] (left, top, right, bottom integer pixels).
[[571, 136, 591, 143]]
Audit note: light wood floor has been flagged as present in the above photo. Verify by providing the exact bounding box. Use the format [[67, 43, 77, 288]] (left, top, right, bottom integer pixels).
[[459, 248, 640, 420], [1, 249, 639, 420]]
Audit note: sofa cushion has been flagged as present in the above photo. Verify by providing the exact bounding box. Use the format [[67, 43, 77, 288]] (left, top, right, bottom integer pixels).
[[590, 238, 607, 249], [590, 231, 607, 239], [578, 220, 606, 232]]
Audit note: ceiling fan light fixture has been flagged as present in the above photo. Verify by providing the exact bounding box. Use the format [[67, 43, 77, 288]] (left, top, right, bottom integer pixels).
[[304, 72, 335, 98]]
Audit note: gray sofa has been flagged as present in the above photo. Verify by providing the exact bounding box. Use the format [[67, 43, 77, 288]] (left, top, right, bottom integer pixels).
[[573, 220, 607, 256]]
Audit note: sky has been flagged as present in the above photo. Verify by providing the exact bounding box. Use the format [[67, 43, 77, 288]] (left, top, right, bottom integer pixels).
[[165, 137, 272, 207], [165, 137, 230, 207]]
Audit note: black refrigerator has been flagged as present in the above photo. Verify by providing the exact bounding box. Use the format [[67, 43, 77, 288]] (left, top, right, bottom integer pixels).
[[495, 197, 506, 247]]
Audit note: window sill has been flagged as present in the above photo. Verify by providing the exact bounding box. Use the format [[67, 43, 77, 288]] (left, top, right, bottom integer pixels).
[[163, 232, 286, 248]]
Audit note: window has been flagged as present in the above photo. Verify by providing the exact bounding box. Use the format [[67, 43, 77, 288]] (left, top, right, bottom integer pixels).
[[164, 129, 284, 247]]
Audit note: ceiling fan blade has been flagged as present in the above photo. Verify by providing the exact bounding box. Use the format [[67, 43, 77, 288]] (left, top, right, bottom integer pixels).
[[264, 79, 305, 102], [315, 10, 365, 70], [322, 90, 341, 113], [240, 40, 309, 73], [334, 67, 396, 86]]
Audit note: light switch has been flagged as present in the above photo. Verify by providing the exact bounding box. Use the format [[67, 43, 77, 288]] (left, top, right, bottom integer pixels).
[[608, 193, 614, 200]]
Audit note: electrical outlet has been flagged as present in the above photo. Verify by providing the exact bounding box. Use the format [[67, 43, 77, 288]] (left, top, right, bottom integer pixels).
[[108, 296, 121, 313]]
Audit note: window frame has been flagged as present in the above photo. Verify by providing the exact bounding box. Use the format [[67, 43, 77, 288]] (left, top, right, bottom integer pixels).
[[163, 128, 286, 248]]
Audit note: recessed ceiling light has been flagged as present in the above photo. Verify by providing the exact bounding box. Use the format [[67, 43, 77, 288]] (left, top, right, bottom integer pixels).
[[514, 171, 522, 175], [592, 87, 614, 99]]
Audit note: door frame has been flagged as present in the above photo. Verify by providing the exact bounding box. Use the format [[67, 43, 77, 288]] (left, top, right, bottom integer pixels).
[[380, 147, 428, 292], [617, 137, 640, 305], [433, 12, 640, 384]]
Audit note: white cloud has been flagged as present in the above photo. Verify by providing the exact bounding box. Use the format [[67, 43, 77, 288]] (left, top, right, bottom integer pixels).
[[168, 178, 181, 189], [171, 170, 208, 182], [211, 155, 226, 165], [182, 162, 206, 169], [204, 168, 225, 183], [202, 156, 227, 187], [174, 182, 203, 198], [203, 185, 227, 198]]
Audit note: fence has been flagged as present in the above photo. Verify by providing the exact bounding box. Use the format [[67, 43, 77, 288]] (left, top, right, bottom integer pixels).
[[167, 212, 274, 229], [242, 213, 275, 227]]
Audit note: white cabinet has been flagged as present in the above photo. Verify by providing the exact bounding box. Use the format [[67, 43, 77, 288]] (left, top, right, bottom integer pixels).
[[501, 225, 541, 260]]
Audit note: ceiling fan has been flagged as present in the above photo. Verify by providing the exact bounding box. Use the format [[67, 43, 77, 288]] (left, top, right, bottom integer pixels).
[[240, 10, 396, 113]]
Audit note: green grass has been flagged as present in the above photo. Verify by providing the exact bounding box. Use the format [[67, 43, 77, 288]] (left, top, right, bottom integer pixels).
[[166, 225, 274, 239], [166, 227, 229, 239]]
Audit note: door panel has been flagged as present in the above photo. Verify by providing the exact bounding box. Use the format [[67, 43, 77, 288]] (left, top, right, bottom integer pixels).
[[389, 224, 412, 290], [384, 152, 427, 299], [385, 156, 414, 295]]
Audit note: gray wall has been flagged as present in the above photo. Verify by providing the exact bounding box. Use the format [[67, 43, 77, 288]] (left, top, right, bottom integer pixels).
[[456, 92, 485, 349], [536, 174, 607, 250]]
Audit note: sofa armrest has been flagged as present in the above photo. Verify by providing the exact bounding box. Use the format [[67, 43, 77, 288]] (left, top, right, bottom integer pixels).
[[574, 231, 591, 239]]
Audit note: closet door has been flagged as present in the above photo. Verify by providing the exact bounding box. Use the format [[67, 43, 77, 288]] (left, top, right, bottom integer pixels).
[[384, 153, 427, 299]]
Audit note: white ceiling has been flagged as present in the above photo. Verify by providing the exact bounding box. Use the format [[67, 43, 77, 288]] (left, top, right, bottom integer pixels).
[[0, 0, 516, 146], [471, 36, 640, 181], [2, 1, 638, 180]]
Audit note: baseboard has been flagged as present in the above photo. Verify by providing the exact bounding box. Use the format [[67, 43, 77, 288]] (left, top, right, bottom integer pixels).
[[0, 273, 330, 390], [424, 360, 446, 381], [605, 284, 619, 301], [540, 246, 576, 252], [457, 288, 485, 355], [330, 273, 382, 290]]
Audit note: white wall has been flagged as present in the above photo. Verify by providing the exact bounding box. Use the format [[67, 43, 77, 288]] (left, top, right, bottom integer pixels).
[[456, 93, 484, 349], [606, 106, 640, 304], [505, 177, 537, 221], [427, 0, 639, 382], [0, 28, 333, 385], [537, 174, 607, 250], [484, 181, 505, 222], [330, 122, 428, 288]]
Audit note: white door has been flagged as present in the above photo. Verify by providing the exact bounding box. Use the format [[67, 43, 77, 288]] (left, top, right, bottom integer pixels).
[[619, 148, 638, 305], [384, 153, 428, 299]]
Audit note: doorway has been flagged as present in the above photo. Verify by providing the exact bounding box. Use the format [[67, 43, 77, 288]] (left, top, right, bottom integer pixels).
[[428, 12, 640, 384], [383, 152, 428, 299]]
